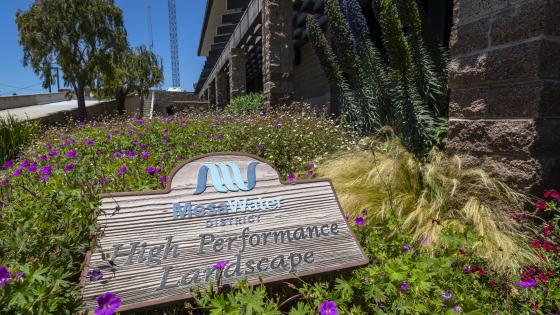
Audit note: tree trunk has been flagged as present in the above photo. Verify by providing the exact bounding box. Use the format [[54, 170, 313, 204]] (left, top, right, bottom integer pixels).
[[76, 83, 87, 121], [115, 89, 126, 116], [139, 91, 144, 117]]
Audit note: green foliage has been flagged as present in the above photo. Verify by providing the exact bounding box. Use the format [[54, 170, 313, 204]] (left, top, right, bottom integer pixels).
[[95, 45, 164, 115], [0, 114, 39, 164], [225, 93, 265, 114], [16, 0, 128, 120], [306, 0, 449, 156], [0, 108, 350, 314]]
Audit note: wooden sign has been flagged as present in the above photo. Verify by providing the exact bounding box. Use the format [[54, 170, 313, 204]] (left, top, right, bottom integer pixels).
[[81, 153, 368, 311]]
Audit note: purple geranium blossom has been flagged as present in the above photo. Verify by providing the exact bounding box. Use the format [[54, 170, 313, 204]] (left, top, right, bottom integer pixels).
[[96, 150, 103, 156], [0, 266, 11, 287], [39, 154, 47, 161], [113, 152, 124, 158], [39, 164, 53, 175], [2, 160, 14, 169], [403, 245, 411, 252], [517, 278, 538, 287], [48, 151, 57, 158], [212, 261, 229, 270], [463, 266, 470, 273], [163, 129, 169, 135], [162, 136, 169, 143], [288, 173, 296, 183], [442, 291, 452, 300], [216, 133, 223, 140], [146, 166, 160, 176], [273, 119, 281, 128], [86, 140, 95, 146], [135, 118, 144, 126], [257, 144, 264, 151], [94, 292, 121, 315], [88, 268, 103, 281], [0, 178, 9, 186], [115, 167, 127, 176], [64, 163, 75, 172], [400, 280, 409, 292], [140, 151, 150, 159], [452, 306, 462, 313], [159, 175, 168, 185], [318, 300, 337, 315], [126, 151, 137, 158], [354, 216, 365, 227], [66, 149, 77, 158], [12, 167, 23, 177], [307, 171, 313, 177], [28, 162, 37, 173], [362, 209, 368, 216], [20, 160, 31, 168]]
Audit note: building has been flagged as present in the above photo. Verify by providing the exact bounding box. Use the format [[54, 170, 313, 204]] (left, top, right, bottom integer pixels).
[[193, 0, 559, 193], [194, 0, 451, 111]]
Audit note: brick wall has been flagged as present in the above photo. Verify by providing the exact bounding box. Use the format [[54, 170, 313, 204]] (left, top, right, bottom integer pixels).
[[294, 42, 331, 109], [152, 90, 200, 114], [448, 0, 560, 192]]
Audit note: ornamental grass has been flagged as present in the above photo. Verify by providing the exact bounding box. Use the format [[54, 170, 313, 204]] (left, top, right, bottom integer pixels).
[[317, 136, 539, 272]]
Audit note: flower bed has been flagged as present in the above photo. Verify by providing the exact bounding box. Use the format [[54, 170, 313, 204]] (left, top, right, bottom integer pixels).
[[0, 109, 350, 313]]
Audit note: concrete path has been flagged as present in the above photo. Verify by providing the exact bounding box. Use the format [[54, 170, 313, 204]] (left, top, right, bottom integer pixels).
[[0, 99, 104, 121]]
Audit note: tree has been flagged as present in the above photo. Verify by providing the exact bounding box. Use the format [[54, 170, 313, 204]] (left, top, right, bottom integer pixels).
[[95, 45, 163, 116], [16, 0, 127, 121]]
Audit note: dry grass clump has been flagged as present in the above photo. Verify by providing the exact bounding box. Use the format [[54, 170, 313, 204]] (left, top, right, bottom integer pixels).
[[317, 137, 539, 271]]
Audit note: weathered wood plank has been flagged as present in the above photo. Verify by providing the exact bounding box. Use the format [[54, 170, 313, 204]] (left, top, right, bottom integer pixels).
[[81, 153, 368, 312]]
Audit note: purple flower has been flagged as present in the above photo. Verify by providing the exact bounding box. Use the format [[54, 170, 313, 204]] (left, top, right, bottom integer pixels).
[[64, 163, 75, 172], [94, 292, 121, 315], [46, 143, 52, 150], [126, 151, 136, 158], [307, 171, 313, 177], [0, 266, 10, 287], [96, 150, 103, 156], [137, 132, 143, 137], [442, 291, 452, 300], [216, 133, 223, 140], [453, 306, 462, 313], [308, 162, 317, 169], [2, 160, 14, 169], [257, 144, 264, 152], [48, 151, 57, 158], [273, 119, 281, 128], [362, 209, 368, 216], [146, 166, 160, 176], [39, 164, 53, 175], [66, 149, 77, 158], [159, 175, 167, 185], [288, 173, 296, 183], [354, 216, 365, 227], [163, 129, 169, 135], [516, 278, 538, 287], [212, 260, 229, 270], [39, 154, 47, 161], [87, 268, 103, 281], [113, 152, 124, 158], [28, 162, 37, 173], [162, 136, 169, 143], [115, 166, 127, 176], [12, 168, 23, 177], [403, 245, 410, 252], [131, 139, 139, 145], [126, 129, 133, 135], [0, 178, 9, 187], [135, 118, 144, 126], [140, 151, 150, 159], [463, 266, 470, 273], [105, 134, 111, 141], [20, 160, 31, 168], [400, 280, 409, 292], [86, 140, 95, 146], [318, 300, 337, 315], [14, 271, 24, 281]]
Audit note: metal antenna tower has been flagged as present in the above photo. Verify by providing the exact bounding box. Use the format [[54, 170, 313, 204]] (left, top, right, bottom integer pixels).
[[146, 0, 153, 50], [168, 0, 181, 88]]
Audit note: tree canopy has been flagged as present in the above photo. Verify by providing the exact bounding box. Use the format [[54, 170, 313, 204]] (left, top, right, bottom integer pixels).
[[16, 0, 128, 120]]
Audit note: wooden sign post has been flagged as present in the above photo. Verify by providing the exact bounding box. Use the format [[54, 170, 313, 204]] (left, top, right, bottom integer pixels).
[[81, 153, 368, 312]]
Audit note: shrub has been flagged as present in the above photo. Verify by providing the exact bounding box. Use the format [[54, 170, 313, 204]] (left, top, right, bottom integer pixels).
[[225, 93, 265, 114], [0, 108, 350, 313], [316, 136, 538, 271], [306, 0, 449, 156], [0, 114, 39, 164]]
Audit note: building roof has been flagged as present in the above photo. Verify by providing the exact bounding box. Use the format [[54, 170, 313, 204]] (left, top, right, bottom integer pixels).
[[198, 0, 245, 56]]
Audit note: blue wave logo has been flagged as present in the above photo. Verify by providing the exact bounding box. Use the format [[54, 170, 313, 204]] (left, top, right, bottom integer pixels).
[[194, 162, 259, 194]]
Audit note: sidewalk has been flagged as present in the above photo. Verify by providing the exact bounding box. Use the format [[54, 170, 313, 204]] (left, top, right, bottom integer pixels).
[[0, 99, 104, 121]]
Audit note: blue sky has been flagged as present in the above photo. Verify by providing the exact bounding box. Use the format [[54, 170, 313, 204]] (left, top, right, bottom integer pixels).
[[0, 0, 206, 95]]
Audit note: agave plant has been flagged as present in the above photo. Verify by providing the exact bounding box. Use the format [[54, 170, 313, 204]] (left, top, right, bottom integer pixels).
[[317, 136, 540, 271], [307, 0, 449, 156]]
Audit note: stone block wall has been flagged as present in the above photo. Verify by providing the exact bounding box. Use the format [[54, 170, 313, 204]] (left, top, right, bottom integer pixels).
[[448, 0, 560, 192], [152, 90, 200, 114], [293, 42, 331, 109]]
